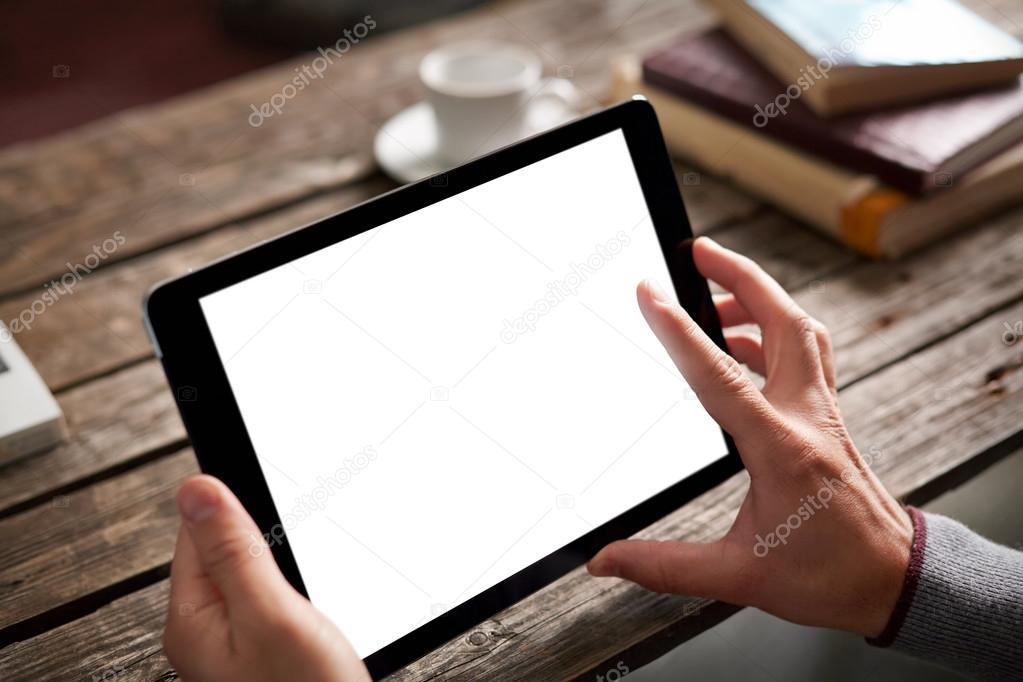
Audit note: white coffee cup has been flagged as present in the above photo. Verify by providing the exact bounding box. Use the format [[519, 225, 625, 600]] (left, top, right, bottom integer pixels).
[[419, 40, 577, 165]]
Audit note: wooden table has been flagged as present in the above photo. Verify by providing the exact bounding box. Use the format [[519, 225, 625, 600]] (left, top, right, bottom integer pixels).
[[2, 0, 1022, 679]]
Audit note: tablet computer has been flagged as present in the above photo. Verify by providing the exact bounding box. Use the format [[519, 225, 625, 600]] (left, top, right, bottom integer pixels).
[[144, 99, 741, 678]]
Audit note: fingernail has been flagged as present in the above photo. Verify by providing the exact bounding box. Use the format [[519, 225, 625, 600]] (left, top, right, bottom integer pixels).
[[588, 556, 621, 578], [645, 278, 668, 303], [179, 480, 221, 523]]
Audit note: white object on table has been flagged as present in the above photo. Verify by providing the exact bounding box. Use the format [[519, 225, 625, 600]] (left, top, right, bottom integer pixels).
[[0, 323, 67, 464], [375, 40, 580, 184]]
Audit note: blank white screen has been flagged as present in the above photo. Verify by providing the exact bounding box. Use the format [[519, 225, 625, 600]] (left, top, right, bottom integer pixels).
[[199, 129, 728, 658]]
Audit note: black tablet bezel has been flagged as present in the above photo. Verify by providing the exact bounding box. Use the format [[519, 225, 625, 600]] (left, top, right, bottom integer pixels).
[[145, 99, 743, 679]]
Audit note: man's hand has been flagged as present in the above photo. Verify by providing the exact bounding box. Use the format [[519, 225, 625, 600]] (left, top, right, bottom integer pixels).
[[164, 475, 370, 682], [588, 237, 913, 639]]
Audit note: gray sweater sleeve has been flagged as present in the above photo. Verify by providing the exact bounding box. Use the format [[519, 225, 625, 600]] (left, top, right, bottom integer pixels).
[[868, 507, 1023, 681]]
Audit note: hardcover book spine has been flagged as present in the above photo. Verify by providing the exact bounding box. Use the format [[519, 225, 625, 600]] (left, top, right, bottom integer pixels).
[[612, 58, 902, 258], [640, 60, 925, 195]]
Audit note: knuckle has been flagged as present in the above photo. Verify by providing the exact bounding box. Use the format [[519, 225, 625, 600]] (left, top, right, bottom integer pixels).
[[203, 532, 255, 575], [710, 350, 747, 391], [772, 423, 819, 465], [789, 311, 816, 336], [811, 318, 832, 346], [654, 559, 674, 593]]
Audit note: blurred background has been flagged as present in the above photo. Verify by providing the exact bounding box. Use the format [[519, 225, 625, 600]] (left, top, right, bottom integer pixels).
[[0, 0, 499, 148], [1, 1, 1021, 681]]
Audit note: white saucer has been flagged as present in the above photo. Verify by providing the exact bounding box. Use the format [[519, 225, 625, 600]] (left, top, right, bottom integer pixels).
[[374, 97, 579, 185]]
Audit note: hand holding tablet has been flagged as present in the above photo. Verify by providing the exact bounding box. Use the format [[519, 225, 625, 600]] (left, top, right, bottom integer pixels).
[[165, 474, 370, 682], [588, 240, 913, 641], [160, 236, 914, 681], [150, 101, 912, 677], [147, 100, 742, 676]]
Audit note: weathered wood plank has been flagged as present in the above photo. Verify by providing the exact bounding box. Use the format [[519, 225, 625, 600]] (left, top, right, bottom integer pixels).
[[674, 165, 762, 235], [0, 581, 168, 682], [391, 295, 1023, 680], [710, 204, 1023, 392], [0, 361, 185, 518], [0, 0, 1019, 676], [0, 196, 1014, 652], [712, 213, 858, 292], [11, 162, 1023, 442], [0, 166, 757, 394], [2, 0, 1015, 302], [842, 313, 1023, 497], [0, 450, 196, 641], [2, 297, 1022, 679], [0, 0, 720, 298], [796, 205, 1023, 388], [0, 210, 823, 519], [0, 181, 391, 393], [9, 180, 1022, 402]]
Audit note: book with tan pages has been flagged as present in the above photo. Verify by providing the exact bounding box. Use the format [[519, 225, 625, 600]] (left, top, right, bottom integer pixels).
[[610, 57, 1023, 258], [642, 29, 1023, 196]]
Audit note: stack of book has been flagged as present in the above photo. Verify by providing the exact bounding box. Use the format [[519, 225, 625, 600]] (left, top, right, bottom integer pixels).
[[612, 0, 1023, 258]]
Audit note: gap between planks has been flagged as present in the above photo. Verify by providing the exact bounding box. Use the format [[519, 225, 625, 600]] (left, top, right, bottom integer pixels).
[[1, 287, 1022, 675]]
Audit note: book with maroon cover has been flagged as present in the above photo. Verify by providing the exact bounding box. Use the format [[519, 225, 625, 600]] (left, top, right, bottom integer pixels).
[[642, 29, 1023, 196]]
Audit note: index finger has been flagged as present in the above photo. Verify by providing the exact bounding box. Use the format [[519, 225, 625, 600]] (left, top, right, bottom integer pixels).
[[637, 279, 777, 452], [693, 238, 825, 389]]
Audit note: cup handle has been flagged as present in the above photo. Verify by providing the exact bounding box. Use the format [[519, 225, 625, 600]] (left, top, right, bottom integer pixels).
[[534, 77, 579, 111]]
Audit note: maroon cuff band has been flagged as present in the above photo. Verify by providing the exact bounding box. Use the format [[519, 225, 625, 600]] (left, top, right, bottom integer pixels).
[[867, 505, 928, 648]]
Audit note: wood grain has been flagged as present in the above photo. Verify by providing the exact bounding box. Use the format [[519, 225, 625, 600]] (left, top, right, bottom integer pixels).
[[0, 180, 391, 393], [0, 166, 757, 394], [0, 361, 185, 518], [1, 0, 1016, 301], [796, 205, 1023, 388], [0, 581, 168, 682], [0, 209, 834, 520], [0, 0, 719, 298], [390, 295, 1023, 680], [2, 296, 1022, 678], [1, 0, 1022, 678], [0, 198, 1014, 528], [712, 213, 858, 291], [0, 450, 196, 642], [2, 137, 1020, 682]]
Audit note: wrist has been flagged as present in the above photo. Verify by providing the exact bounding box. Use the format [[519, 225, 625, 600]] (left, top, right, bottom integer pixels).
[[861, 505, 922, 642]]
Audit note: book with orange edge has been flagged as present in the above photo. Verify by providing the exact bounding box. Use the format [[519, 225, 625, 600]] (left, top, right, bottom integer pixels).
[[610, 56, 1023, 258]]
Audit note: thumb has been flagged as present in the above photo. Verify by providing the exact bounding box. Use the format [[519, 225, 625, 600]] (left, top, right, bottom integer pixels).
[[177, 475, 294, 614], [588, 539, 735, 600]]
